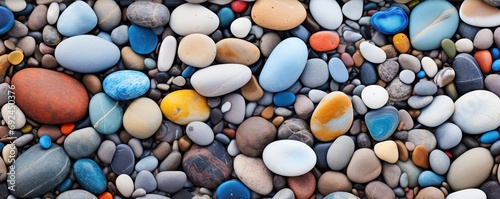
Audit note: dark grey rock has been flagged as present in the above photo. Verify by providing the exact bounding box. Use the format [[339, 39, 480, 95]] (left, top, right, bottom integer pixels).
[[378, 60, 399, 82], [313, 142, 332, 170], [357, 133, 372, 148], [360, 62, 378, 85], [481, 180, 500, 199], [458, 22, 481, 41], [111, 144, 135, 175], [452, 53, 484, 95]]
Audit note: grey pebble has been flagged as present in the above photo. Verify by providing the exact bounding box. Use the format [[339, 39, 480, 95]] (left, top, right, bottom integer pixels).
[[414, 81, 437, 96], [491, 140, 500, 156], [278, 118, 314, 147], [111, 25, 129, 46], [344, 30, 362, 42], [398, 54, 421, 73], [98, 140, 117, 164], [156, 171, 187, 193], [372, 31, 387, 46], [245, 102, 257, 118], [128, 138, 143, 158], [257, 92, 273, 106], [293, 95, 314, 119], [272, 188, 295, 199], [135, 170, 157, 193], [351, 95, 367, 115], [136, 194, 171, 199], [275, 107, 293, 117], [386, 77, 412, 102], [111, 144, 135, 175], [222, 94, 245, 124], [63, 127, 101, 159], [429, 149, 450, 175], [132, 188, 147, 198], [300, 58, 329, 88], [215, 133, 230, 145], [14, 134, 34, 147], [308, 89, 327, 103], [407, 96, 433, 109], [357, 133, 371, 148], [360, 62, 378, 85], [382, 162, 402, 188], [352, 85, 365, 96], [159, 151, 182, 171]]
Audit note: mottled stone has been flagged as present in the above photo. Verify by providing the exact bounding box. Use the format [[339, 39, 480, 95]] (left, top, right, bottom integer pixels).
[[278, 118, 314, 147]]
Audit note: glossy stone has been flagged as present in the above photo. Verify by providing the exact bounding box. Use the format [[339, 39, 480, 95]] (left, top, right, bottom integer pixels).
[[215, 180, 251, 199], [57, 1, 97, 36], [111, 144, 135, 175], [128, 24, 158, 54], [329, 57, 349, 83], [418, 171, 444, 187], [63, 127, 101, 159], [310, 91, 353, 142], [73, 159, 107, 195], [160, 90, 210, 125], [263, 140, 316, 177], [103, 70, 150, 101], [89, 93, 123, 134], [365, 106, 399, 141], [452, 53, 484, 95], [371, 7, 408, 35], [0, 6, 14, 35]]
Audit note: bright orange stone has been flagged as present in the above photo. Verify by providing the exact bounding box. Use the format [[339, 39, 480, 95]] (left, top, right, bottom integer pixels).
[[99, 192, 113, 199], [393, 33, 411, 53], [60, 123, 75, 135], [310, 91, 353, 142], [309, 31, 340, 52], [474, 50, 492, 74]]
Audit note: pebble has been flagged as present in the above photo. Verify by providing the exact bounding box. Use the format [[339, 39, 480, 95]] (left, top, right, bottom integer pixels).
[[452, 90, 500, 134], [452, 53, 484, 95], [278, 118, 314, 146], [417, 95, 454, 127], [434, 67, 456, 88], [186, 121, 214, 146], [178, 33, 216, 68], [156, 171, 187, 193], [480, 181, 500, 199], [301, 58, 329, 88], [160, 89, 210, 125], [251, 0, 305, 31], [361, 85, 388, 109], [310, 91, 353, 142], [415, 187, 444, 199], [317, 171, 352, 195], [374, 140, 398, 163], [63, 127, 101, 159], [382, 162, 401, 188], [447, 189, 487, 199], [215, 38, 260, 65], [447, 147, 493, 190], [97, 140, 116, 165], [429, 149, 450, 175], [365, 181, 395, 199], [111, 144, 135, 175], [116, 174, 134, 197], [365, 106, 399, 141], [379, 60, 400, 82], [128, 24, 158, 55], [236, 116, 276, 156], [327, 135, 355, 170], [191, 64, 251, 97], [399, 54, 422, 73], [215, 180, 251, 199], [93, 0, 121, 31], [359, 41, 387, 64], [324, 192, 359, 199], [329, 57, 349, 83], [89, 92, 123, 135], [459, 0, 500, 27], [234, 154, 273, 195], [309, 31, 340, 52], [371, 6, 408, 35], [169, 3, 219, 36], [347, 148, 382, 183], [273, 188, 295, 199], [73, 159, 107, 195], [123, 97, 162, 139], [263, 140, 316, 177], [288, 172, 316, 199], [57, 1, 97, 36], [407, 129, 437, 151], [408, 96, 433, 109], [135, 170, 157, 193], [222, 93, 245, 124], [126, 1, 169, 29]]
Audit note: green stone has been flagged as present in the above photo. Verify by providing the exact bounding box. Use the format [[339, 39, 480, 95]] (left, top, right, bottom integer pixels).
[[441, 38, 456, 59]]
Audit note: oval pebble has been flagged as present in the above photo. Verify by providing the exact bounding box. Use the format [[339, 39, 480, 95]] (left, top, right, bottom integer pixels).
[[169, 3, 219, 36], [191, 64, 251, 97], [186, 121, 214, 146], [263, 140, 316, 177], [103, 70, 150, 101], [361, 85, 388, 109]]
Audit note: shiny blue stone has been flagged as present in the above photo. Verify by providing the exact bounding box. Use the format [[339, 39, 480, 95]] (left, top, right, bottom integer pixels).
[[218, 7, 235, 28], [129, 24, 158, 54], [73, 159, 107, 195], [56, 178, 73, 192], [329, 57, 349, 83], [370, 7, 408, 35], [103, 70, 150, 101], [364, 2, 378, 11], [481, 130, 500, 144], [493, 60, 500, 72], [0, 6, 14, 35], [215, 180, 251, 199], [182, 66, 196, 77], [491, 48, 500, 60], [14, 3, 33, 16], [418, 170, 445, 187], [273, 91, 296, 107], [365, 106, 399, 141], [417, 70, 426, 78], [290, 25, 310, 43], [39, 135, 52, 149]]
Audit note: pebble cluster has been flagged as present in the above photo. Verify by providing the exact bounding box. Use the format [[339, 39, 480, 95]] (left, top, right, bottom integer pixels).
[[0, 0, 500, 199]]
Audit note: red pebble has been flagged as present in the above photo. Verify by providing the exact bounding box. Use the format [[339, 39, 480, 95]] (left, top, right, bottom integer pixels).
[[231, 1, 248, 13], [474, 50, 492, 74], [444, 151, 453, 159]]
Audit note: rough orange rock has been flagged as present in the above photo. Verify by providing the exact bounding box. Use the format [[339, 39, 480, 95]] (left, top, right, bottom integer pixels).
[[310, 91, 353, 142], [474, 50, 492, 74], [11, 68, 89, 124], [412, 145, 430, 169], [393, 33, 411, 53], [309, 31, 340, 52], [287, 172, 316, 199]]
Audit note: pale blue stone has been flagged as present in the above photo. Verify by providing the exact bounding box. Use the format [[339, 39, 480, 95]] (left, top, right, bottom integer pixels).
[[290, 25, 310, 42], [73, 159, 107, 195], [89, 93, 123, 134], [328, 57, 349, 83], [409, 1, 458, 50], [418, 170, 445, 187], [135, 156, 159, 172], [370, 6, 408, 35], [57, 1, 97, 36], [365, 106, 399, 141], [97, 32, 112, 42], [135, 170, 157, 193], [103, 70, 150, 100], [56, 190, 97, 199], [324, 192, 359, 199], [259, 37, 308, 92]]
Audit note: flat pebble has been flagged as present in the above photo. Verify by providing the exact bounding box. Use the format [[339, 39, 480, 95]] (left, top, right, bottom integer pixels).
[[417, 95, 454, 127], [169, 3, 219, 36], [191, 64, 251, 97], [447, 148, 493, 190], [346, 148, 382, 183], [310, 91, 353, 142], [263, 140, 316, 177], [365, 106, 399, 141], [452, 90, 500, 134], [57, 1, 97, 36]]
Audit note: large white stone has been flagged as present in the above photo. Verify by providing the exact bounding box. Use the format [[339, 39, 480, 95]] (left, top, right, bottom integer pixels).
[[452, 90, 500, 134], [360, 41, 387, 64], [446, 189, 486, 199], [418, 95, 455, 127], [157, 36, 177, 72], [169, 3, 219, 36], [310, 0, 343, 30], [191, 64, 252, 97], [262, 140, 316, 177]]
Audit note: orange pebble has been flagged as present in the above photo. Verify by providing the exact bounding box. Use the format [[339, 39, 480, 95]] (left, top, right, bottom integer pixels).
[[309, 31, 340, 52], [60, 123, 75, 135], [99, 192, 113, 199], [474, 50, 492, 74], [393, 33, 411, 53]]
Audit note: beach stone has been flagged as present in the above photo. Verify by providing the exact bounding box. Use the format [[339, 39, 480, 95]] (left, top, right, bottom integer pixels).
[[55, 35, 120, 73], [342, 0, 363, 20], [216, 38, 260, 65], [399, 54, 421, 73], [407, 129, 437, 151], [27, 5, 47, 31], [310, 91, 353, 142], [10, 144, 70, 198], [412, 145, 430, 169], [452, 90, 500, 134], [126, 1, 169, 29], [287, 172, 315, 199], [135, 156, 159, 172], [169, 3, 219, 36], [89, 92, 123, 135], [278, 118, 314, 146], [378, 60, 399, 82], [447, 189, 487, 199], [346, 148, 382, 183], [273, 188, 295, 199], [360, 41, 387, 64], [230, 17, 251, 38], [415, 187, 444, 199], [116, 174, 134, 197], [429, 150, 450, 175], [434, 67, 455, 88], [234, 154, 273, 195], [317, 171, 352, 195], [452, 53, 484, 95], [0, 7, 14, 35], [241, 75, 264, 101], [222, 93, 245, 124], [382, 162, 401, 188], [4, 0, 26, 12], [156, 171, 187, 193], [11, 68, 88, 124], [157, 35, 176, 72], [73, 159, 107, 195], [474, 28, 494, 49], [260, 32, 281, 57], [294, 95, 314, 119], [409, 0, 459, 50], [135, 170, 157, 193], [191, 64, 252, 97], [178, 33, 216, 68], [1, 103, 25, 129], [236, 117, 276, 157], [263, 140, 316, 177], [460, 0, 500, 27], [371, 6, 408, 35], [97, 140, 116, 165], [435, 122, 462, 150], [309, 31, 340, 52], [361, 85, 388, 109], [251, 0, 305, 30], [93, 0, 121, 31], [327, 135, 355, 171], [475, 50, 493, 74], [485, 74, 500, 96], [365, 106, 399, 141], [329, 57, 349, 83], [455, 38, 474, 53], [123, 97, 162, 139], [480, 181, 500, 199], [186, 121, 214, 146], [64, 127, 101, 159], [56, 190, 97, 199], [57, 1, 97, 36], [408, 96, 433, 109], [128, 24, 157, 54], [310, 0, 343, 30], [417, 95, 454, 127], [183, 141, 232, 189], [111, 25, 129, 45], [259, 38, 308, 92], [215, 180, 251, 199], [324, 192, 359, 199], [46, 2, 59, 25], [160, 89, 210, 125], [421, 57, 438, 78], [111, 144, 135, 175], [374, 140, 398, 163], [103, 70, 149, 100], [396, 160, 422, 188], [365, 181, 395, 199], [301, 58, 329, 88], [8, 20, 28, 38], [447, 147, 493, 190]]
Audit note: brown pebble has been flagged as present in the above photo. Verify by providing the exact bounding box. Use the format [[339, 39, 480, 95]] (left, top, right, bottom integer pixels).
[[353, 51, 364, 67], [178, 135, 192, 152], [17, 36, 36, 57], [273, 175, 286, 190], [37, 124, 62, 141], [119, 129, 132, 143], [82, 74, 103, 94], [341, 53, 354, 67], [42, 25, 61, 46], [408, 109, 421, 118], [261, 106, 274, 119], [272, 116, 284, 127], [222, 128, 235, 139], [395, 140, 409, 161], [41, 54, 58, 69], [415, 187, 444, 199], [381, 45, 398, 59], [121, 46, 146, 70], [56, 135, 66, 145], [240, 75, 264, 101], [317, 171, 352, 195], [412, 145, 430, 169], [365, 181, 395, 199], [28, 5, 48, 31], [287, 172, 316, 199], [406, 141, 415, 151], [152, 141, 172, 161]]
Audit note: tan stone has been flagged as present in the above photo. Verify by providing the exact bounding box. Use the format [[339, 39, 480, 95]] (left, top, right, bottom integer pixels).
[[241, 75, 264, 101], [251, 0, 306, 31], [317, 171, 352, 195], [374, 140, 399, 163]]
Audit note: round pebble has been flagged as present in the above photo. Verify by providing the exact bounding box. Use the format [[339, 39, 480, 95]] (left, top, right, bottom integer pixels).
[[361, 85, 389, 109]]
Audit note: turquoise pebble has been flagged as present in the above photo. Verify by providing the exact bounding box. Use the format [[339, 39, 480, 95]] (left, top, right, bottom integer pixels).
[[491, 48, 500, 60], [480, 130, 500, 144], [418, 170, 445, 187], [365, 106, 399, 141], [273, 91, 296, 107], [89, 92, 123, 134], [103, 70, 150, 100], [492, 60, 500, 72], [0, 6, 15, 35], [39, 135, 52, 149], [370, 7, 408, 35], [417, 70, 426, 78], [56, 178, 73, 192], [182, 66, 196, 78], [129, 24, 158, 54], [144, 58, 157, 70], [215, 180, 251, 199], [218, 7, 235, 28], [14, 3, 33, 16], [73, 158, 107, 195], [290, 25, 310, 43]]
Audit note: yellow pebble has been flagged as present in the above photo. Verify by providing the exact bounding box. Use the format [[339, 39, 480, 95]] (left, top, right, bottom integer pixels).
[[160, 89, 210, 125], [393, 33, 411, 54], [21, 124, 32, 133], [7, 51, 24, 65]]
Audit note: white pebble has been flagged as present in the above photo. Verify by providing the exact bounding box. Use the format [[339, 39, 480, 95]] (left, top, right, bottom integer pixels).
[[230, 17, 252, 38], [455, 38, 474, 53], [421, 57, 438, 78], [308, 89, 327, 103], [360, 41, 386, 64], [399, 69, 415, 84], [221, 101, 231, 113], [361, 85, 388, 109]]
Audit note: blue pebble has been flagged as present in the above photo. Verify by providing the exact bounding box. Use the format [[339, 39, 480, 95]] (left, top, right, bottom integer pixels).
[[328, 57, 349, 83], [480, 130, 500, 144], [218, 7, 235, 28], [273, 91, 296, 107], [135, 156, 159, 172], [290, 25, 310, 43], [215, 180, 251, 199], [0, 6, 15, 35], [14, 3, 33, 16], [491, 48, 500, 60], [39, 135, 52, 149], [364, 2, 378, 11], [0, 143, 5, 151], [73, 158, 107, 195], [129, 24, 158, 54], [103, 70, 150, 101], [97, 32, 113, 42], [365, 106, 399, 141], [417, 70, 426, 78], [370, 7, 408, 35], [56, 1, 97, 37], [492, 59, 500, 72], [182, 66, 196, 78], [57, 178, 73, 192], [418, 170, 445, 187]]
